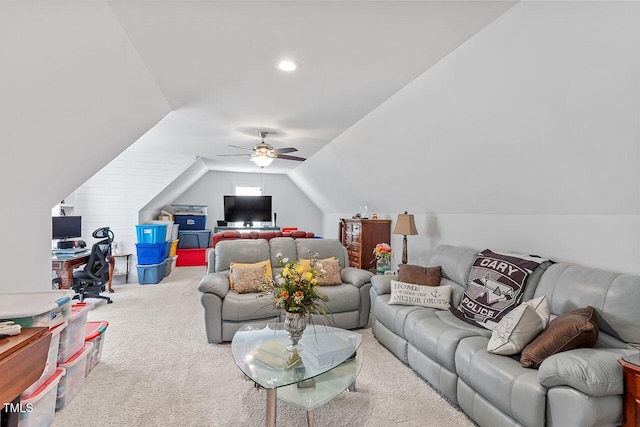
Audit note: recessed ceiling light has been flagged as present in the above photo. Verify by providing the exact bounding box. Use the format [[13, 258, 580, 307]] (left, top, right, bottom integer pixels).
[[276, 60, 299, 72]]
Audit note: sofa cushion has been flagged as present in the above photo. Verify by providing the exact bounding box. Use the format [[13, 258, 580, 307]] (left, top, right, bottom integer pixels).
[[231, 263, 267, 294], [538, 348, 636, 396], [389, 280, 451, 310], [521, 306, 599, 368], [318, 284, 360, 313], [221, 291, 281, 321], [296, 239, 348, 269], [398, 264, 442, 286], [373, 293, 427, 339], [214, 239, 271, 272], [451, 249, 549, 330], [487, 296, 550, 355]]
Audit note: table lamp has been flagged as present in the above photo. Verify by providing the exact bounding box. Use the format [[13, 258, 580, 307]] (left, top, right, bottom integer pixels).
[[392, 211, 418, 264]]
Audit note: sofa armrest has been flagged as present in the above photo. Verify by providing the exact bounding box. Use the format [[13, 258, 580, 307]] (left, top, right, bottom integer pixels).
[[340, 267, 373, 288], [538, 347, 638, 396], [197, 272, 230, 299], [370, 274, 397, 295]]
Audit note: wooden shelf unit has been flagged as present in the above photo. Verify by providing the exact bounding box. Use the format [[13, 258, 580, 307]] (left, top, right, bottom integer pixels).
[[620, 354, 640, 427], [339, 219, 391, 269]]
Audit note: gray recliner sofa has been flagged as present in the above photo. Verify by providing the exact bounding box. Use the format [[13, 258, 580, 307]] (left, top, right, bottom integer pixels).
[[198, 237, 373, 343], [370, 244, 640, 427]]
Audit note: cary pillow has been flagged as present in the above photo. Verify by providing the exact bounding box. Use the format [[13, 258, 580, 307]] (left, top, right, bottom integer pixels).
[[520, 306, 599, 369], [487, 296, 550, 355], [229, 260, 272, 290], [389, 280, 451, 310], [451, 249, 549, 330], [230, 264, 267, 294], [397, 264, 442, 286]]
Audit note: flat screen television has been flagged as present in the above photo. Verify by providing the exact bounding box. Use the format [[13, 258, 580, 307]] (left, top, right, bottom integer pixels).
[[52, 216, 82, 240], [223, 196, 272, 225]]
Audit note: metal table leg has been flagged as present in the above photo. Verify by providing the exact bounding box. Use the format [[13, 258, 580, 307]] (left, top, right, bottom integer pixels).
[[266, 389, 277, 427]]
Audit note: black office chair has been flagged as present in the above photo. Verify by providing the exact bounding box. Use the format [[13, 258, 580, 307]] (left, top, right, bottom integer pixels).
[[72, 227, 114, 304]]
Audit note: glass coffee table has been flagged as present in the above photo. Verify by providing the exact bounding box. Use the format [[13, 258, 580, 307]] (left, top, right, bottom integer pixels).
[[231, 323, 363, 427]]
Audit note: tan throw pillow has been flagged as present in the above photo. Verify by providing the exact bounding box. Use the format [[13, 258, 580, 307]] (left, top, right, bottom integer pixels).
[[231, 264, 266, 294], [487, 296, 550, 355], [229, 260, 272, 290], [397, 264, 442, 286], [318, 258, 342, 286], [388, 280, 451, 310], [520, 306, 599, 368]]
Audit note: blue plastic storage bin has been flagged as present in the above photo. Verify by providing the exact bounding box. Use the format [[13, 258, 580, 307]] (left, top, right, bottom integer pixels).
[[174, 214, 207, 230], [135, 242, 166, 265], [163, 240, 172, 259], [137, 260, 166, 285], [177, 229, 212, 249], [136, 224, 168, 244]]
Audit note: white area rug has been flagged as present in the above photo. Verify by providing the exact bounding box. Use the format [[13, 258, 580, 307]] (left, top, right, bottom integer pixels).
[[52, 266, 474, 426]]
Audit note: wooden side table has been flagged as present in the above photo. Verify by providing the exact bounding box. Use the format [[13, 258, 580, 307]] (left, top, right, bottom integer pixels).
[[619, 354, 640, 427]]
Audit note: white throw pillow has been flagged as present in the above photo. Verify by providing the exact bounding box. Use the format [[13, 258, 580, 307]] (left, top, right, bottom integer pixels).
[[388, 280, 451, 310], [487, 296, 550, 355]]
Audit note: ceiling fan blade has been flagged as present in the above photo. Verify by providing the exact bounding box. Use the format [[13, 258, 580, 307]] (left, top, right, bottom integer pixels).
[[227, 144, 253, 151], [274, 147, 298, 154], [276, 154, 306, 161], [217, 153, 251, 157]]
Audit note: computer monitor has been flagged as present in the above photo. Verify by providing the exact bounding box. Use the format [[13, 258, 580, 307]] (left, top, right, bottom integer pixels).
[[52, 216, 82, 240]]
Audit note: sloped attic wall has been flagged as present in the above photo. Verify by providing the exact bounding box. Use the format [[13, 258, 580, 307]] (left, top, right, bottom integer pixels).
[[290, 1, 640, 274], [0, 2, 171, 291]]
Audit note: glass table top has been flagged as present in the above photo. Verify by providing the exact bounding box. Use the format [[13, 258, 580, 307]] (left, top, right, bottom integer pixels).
[[231, 323, 362, 391]]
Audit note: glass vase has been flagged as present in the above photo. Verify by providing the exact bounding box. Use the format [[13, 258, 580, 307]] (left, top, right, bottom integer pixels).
[[376, 257, 391, 275], [284, 311, 307, 351]]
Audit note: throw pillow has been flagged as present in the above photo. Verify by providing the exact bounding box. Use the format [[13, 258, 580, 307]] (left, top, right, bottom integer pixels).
[[397, 264, 442, 286], [229, 260, 272, 290], [231, 264, 267, 294], [317, 258, 342, 286], [486, 296, 550, 355], [388, 280, 451, 310], [450, 249, 549, 330], [520, 306, 599, 369]]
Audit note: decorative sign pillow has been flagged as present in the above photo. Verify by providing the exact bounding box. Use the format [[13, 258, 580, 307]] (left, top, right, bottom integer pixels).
[[451, 249, 548, 330], [397, 264, 442, 286], [388, 280, 451, 310], [231, 264, 267, 294], [520, 306, 599, 368], [229, 260, 272, 290], [487, 296, 550, 355]]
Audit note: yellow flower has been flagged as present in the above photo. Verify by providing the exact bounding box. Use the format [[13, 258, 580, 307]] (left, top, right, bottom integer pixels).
[[297, 266, 304, 275], [282, 267, 290, 277], [311, 278, 317, 285], [305, 272, 313, 281]]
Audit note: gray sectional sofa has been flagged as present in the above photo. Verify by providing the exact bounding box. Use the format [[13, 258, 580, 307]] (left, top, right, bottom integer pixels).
[[370, 244, 640, 427], [198, 237, 373, 343]]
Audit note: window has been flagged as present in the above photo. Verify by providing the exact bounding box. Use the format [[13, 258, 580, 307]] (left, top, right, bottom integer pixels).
[[234, 183, 263, 196]]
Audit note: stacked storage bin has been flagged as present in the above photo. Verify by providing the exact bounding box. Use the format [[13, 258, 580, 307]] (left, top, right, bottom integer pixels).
[[84, 321, 109, 376], [173, 205, 211, 267], [0, 290, 74, 427], [135, 223, 167, 284], [56, 302, 93, 411]]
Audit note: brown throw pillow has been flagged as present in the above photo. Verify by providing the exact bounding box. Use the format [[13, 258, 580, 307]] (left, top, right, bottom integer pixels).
[[398, 264, 442, 286], [318, 258, 342, 286], [520, 306, 599, 368], [231, 264, 266, 294]]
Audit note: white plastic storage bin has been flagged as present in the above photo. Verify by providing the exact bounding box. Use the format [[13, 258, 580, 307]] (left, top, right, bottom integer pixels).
[[18, 368, 65, 427], [84, 321, 109, 376], [58, 302, 91, 363], [0, 290, 75, 328], [56, 343, 93, 411], [149, 220, 174, 242], [22, 321, 67, 397]]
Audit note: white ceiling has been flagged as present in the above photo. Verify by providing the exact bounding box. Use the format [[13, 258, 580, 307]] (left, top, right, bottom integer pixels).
[[107, 1, 516, 174]]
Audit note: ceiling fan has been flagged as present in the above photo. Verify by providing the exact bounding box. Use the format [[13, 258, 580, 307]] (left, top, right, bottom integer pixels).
[[218, 131, 306, 167]]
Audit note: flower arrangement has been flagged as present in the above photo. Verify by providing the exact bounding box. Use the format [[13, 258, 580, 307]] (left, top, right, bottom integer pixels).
[[373, 243, 392, 260], [259, 252, 329, 315]]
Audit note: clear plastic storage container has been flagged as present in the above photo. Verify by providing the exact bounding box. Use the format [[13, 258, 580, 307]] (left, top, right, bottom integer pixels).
[[0, 290, 74, 328], [22, 321, 67, 397], [56, 343, 93, 411], [58, 302, 91, 363], [19, 368, 65, 427]]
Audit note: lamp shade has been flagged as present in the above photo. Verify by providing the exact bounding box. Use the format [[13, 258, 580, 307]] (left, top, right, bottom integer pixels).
[[392, 212, 418, 236]]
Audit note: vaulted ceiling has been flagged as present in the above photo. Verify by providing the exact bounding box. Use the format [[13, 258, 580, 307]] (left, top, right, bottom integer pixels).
[[107, 0, 516, 174]]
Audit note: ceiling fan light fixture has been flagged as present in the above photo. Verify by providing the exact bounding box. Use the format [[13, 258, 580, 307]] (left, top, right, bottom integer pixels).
[[251, 155, 274, 168], [276, 59, 299, 72]]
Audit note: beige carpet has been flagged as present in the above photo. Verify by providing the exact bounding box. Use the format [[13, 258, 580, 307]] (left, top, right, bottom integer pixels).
[[52, 266, 474, 427]]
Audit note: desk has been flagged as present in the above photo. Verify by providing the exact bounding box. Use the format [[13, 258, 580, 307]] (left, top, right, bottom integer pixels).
[[0, 327, 51, 427], [51, 251, 90, 290]]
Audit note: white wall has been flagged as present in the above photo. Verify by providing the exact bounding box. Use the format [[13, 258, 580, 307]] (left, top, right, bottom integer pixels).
[[292, 1, 640, 275], [172, 171, 323, 236], [0, 2, 171, 292]]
